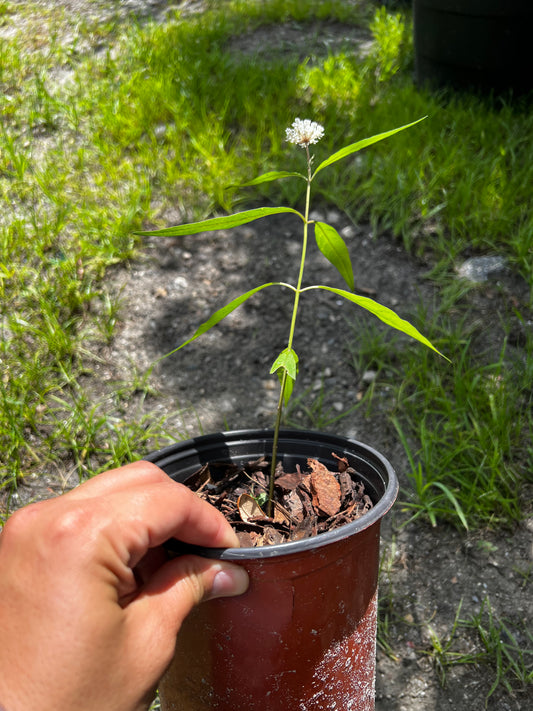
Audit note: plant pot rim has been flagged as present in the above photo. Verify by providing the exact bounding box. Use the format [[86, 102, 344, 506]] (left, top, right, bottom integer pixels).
[[145, 428, 398, 561]]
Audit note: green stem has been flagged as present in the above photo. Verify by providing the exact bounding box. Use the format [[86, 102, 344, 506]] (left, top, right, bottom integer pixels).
[[267, 146, 313, 517]]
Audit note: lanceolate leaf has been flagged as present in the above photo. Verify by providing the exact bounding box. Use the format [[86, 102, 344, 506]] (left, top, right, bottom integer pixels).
[[136, 207, 303, 237], [233, 171, 305, 187], [305, 285, 448, 359], [314, 222, 354, 291], [313, 117, 427, 176], [158, 283, 285, 361]]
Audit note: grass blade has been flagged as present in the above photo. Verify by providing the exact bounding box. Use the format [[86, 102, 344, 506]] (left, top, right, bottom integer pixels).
[[429, 481, 469, 531]]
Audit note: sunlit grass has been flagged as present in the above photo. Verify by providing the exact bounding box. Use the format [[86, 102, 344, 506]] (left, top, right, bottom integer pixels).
[[1, 0, 531, 506], [345, 296, 532, 530], [424, 598, 533, 702]]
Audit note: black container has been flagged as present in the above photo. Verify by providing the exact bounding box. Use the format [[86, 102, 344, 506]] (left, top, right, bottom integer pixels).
[[413, 0, 533, 95], [145, 428, 398, 559]]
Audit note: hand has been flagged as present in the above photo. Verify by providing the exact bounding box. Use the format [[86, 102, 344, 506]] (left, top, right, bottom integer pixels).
[[0, 461, 248, 711]]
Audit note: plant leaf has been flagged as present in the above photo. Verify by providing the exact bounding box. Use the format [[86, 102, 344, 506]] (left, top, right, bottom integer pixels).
[[232, 171, 305, 187], [271, 347, 299, 405], [280, 372, 296, 406], [313, 117, 427, 176], [158, 282, 284, 361], [314, 222, 354, 291], [270, 347, 299, 380], [304, 285, 449, 360], [135, 207, 303, 237], [237, 493, 266, 523]]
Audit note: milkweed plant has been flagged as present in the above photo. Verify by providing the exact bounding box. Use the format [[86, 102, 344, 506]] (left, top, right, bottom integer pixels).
[[138, 116, 446, 516]]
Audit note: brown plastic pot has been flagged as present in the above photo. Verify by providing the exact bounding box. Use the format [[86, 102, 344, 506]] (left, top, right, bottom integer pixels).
[[145, 429, 398, 711]]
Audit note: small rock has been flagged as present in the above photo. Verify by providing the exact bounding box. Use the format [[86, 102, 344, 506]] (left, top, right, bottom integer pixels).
[[362, 370, 377, 384], [457, 255, 507, 283], [309, 209, 325, 222], [341, 224, 358, 239], [153, 123, 167, 140], [174, 276, 188, 289], [326, 209, 342, 224]]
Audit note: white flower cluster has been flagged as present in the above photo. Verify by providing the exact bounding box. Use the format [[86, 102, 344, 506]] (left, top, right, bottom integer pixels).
[[285, 118, 325, 147]]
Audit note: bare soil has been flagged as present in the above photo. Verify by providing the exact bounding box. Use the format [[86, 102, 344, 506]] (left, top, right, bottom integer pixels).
[[3, 1, 532, 709]]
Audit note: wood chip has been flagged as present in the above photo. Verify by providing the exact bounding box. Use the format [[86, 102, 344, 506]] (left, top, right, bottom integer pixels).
[[308, 459, 341, 517], [291, 516, 314, 541], [263, 526, 284, 545], [338, 470, 355, 502], [236, 531, 254, 547], [282, 489, 304, 523], [275, 471, 302, 491], [332, 452, 349, 472], [273, 503, 292, 525]]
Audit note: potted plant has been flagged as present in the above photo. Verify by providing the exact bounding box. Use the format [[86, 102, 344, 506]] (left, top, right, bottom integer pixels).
[[138, 118, 445, 710]]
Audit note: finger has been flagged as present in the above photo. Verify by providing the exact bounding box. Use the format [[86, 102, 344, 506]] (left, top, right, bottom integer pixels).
[[96, 480, 240, 568], [129, 556, 249, 639], [133, 547, 168, 587], [64, 461, 168, 501]]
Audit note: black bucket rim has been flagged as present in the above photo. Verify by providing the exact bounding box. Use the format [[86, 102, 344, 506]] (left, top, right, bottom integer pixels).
[[144, 428, 398, 560]]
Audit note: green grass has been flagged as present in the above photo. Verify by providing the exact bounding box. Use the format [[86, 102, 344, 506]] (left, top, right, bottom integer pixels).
[[1, 0, 532, 522], [345, 294, 532, 530], [424, 598, 533, 704]]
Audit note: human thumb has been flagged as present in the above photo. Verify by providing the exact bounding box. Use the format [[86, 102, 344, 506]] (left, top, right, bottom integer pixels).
[[120, 557, 249, 703], [134, 555, 249, 631]]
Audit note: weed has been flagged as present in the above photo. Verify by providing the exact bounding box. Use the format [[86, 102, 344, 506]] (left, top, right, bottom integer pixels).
[[424, 598, 533, 704], [394, 335, 527, 529], [425, 600, 466, 686]]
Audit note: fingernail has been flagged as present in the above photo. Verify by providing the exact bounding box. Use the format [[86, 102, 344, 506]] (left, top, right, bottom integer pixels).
[[209, 565, 249, 599]]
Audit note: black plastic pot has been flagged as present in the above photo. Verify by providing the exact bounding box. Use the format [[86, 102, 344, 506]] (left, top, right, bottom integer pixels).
[[146, 429, 398, 711], [413, 0, 533, 95]]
